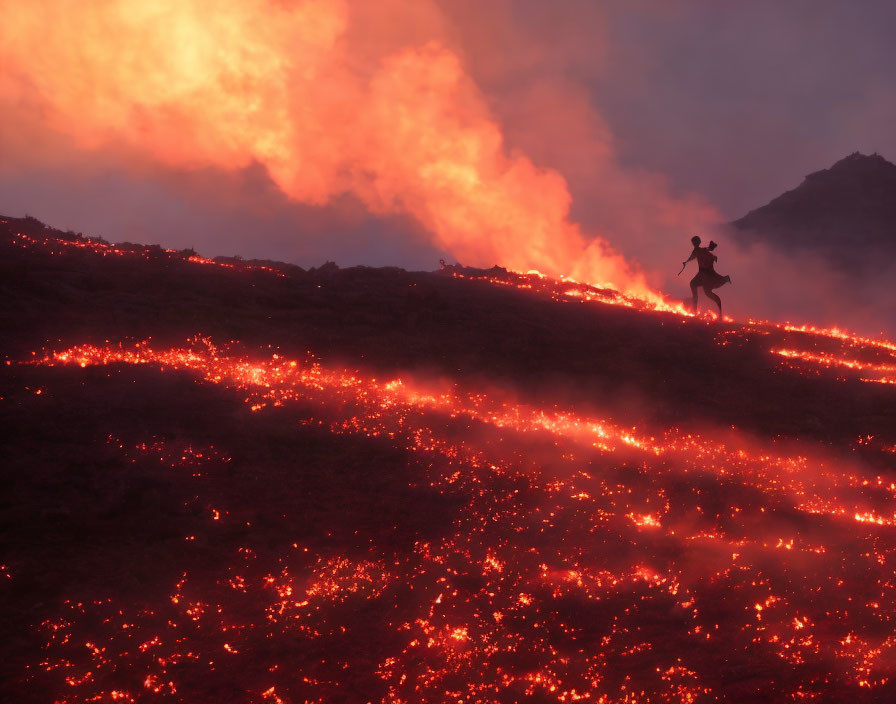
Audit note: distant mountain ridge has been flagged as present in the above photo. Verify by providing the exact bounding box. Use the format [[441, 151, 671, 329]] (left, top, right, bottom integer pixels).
[[731, 152, 896, 267]]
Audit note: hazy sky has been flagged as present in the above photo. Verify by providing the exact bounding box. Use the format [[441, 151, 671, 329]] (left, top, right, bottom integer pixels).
[[1, 0, 894, 282], [586, 1, 896, 214]]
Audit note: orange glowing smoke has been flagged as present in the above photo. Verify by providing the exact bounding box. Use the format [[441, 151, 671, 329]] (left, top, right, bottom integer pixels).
[[0, 0, 653, 294]]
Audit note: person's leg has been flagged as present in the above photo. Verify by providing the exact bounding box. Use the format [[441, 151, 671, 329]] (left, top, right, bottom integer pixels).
[[704, 288, 722, 317], [689, 281, 699, 311]]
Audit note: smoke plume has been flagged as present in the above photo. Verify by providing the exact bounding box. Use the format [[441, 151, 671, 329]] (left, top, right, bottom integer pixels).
[[0, 0, 722, 299]]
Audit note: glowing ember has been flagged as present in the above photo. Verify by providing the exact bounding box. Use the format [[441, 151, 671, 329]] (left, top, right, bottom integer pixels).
[[15, 335, 896, 701], [445, 266, 896, 386], [772, 348, 896, 384], [8, 201, 896, 702], [10, 231, 286, 276], [14, 222, 896, 387]]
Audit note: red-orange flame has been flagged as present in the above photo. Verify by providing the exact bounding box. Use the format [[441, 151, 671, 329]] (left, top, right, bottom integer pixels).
[[0, 0, 665, 297]]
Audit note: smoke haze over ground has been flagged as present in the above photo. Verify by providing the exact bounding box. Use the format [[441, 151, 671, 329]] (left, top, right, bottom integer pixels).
[[711, 236, 896, 338]]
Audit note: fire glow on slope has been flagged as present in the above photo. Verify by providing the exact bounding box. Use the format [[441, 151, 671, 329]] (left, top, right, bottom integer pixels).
[[447, 266, 896, 385], [23, 337, 896, 701], [9, 231, 286, 277], [11, 224, 896, 384], [11, 223, 896, 386]]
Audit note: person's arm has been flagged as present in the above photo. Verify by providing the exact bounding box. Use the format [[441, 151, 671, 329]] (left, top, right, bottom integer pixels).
[[683, 248, 697, 266]]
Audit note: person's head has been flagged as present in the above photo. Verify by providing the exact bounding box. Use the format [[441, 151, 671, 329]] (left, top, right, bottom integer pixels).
[[708, 240, 718, 251], [690, 235, 701, 247]]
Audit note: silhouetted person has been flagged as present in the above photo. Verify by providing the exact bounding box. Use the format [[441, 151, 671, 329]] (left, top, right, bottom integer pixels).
[[682, 235, 731, 317]]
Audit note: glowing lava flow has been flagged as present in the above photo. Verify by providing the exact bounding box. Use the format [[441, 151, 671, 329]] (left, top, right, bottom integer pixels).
[[21, 338, 896, 702]]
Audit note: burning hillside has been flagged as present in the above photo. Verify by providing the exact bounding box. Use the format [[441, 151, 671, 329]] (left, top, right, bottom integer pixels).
[[3, 217, 896, 703]]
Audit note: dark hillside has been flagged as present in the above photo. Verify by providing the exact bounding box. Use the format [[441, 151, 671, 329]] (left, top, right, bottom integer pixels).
[[2, 215, 892, 443], [3, 214, 896, 703], [732, 152, 896, 270]]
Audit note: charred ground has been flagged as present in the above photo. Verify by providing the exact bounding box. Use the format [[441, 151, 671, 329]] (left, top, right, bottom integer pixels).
[[3, 215, 896, 703], [2, 215, 893, 443]]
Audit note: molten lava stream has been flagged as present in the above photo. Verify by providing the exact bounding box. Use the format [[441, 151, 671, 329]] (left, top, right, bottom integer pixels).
[[24, 338, 896, 701]]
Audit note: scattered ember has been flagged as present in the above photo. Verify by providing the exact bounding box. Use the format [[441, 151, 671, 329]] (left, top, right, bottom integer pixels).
[[14, 225, 896, 383], [16, 335, 896, 701], [10, 231, 286, 276], [445, 266, 896, 385], [771, 349, 896, 384], [9, 225, 896, 700]]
